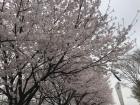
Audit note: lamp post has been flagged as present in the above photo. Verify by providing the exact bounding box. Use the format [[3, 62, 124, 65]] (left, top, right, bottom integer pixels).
[[115, 82, 125, 105]]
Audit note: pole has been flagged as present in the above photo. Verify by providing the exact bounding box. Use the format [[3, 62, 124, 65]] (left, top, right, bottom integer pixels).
[[115, 82, 125, 105]]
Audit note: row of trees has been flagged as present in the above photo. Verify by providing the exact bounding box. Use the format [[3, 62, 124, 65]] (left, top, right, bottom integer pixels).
[[0, 0, 135, 105]]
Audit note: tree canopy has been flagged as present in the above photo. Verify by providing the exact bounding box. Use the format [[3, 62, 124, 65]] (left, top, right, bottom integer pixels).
[[0, 0, 134, 105]]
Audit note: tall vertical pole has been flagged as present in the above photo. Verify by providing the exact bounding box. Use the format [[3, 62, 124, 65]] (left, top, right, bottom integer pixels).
[[115, 82, 125, 105]]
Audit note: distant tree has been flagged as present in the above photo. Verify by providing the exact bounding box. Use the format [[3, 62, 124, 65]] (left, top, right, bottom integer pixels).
[[37, 70, 113, 105], [128, 50, 140, 103], [0, 0, 134, 105], [65, 70, 113, 105], [114, 49, 140, 102], [132, 80, 140, 103], [114, 50, 140, 84]]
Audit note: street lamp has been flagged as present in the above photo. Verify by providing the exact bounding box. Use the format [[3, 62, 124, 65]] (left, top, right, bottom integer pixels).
[[115, 82, 125, 105]]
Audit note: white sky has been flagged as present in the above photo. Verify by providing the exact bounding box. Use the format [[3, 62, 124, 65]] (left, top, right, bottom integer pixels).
[[103, 0, 140, 105], [110, 0, 140, 48], [101, 0, 140, 47]]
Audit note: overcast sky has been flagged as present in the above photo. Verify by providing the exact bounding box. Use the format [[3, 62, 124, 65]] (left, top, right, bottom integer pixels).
[[110, 0, 140, 48], [101, 0, 140, 105]]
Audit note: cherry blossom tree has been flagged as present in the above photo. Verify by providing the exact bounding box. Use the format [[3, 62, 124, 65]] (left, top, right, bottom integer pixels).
[[0, 0, 134, 105], [67, 70, 113, 105], [38, 70, 113, 105]]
